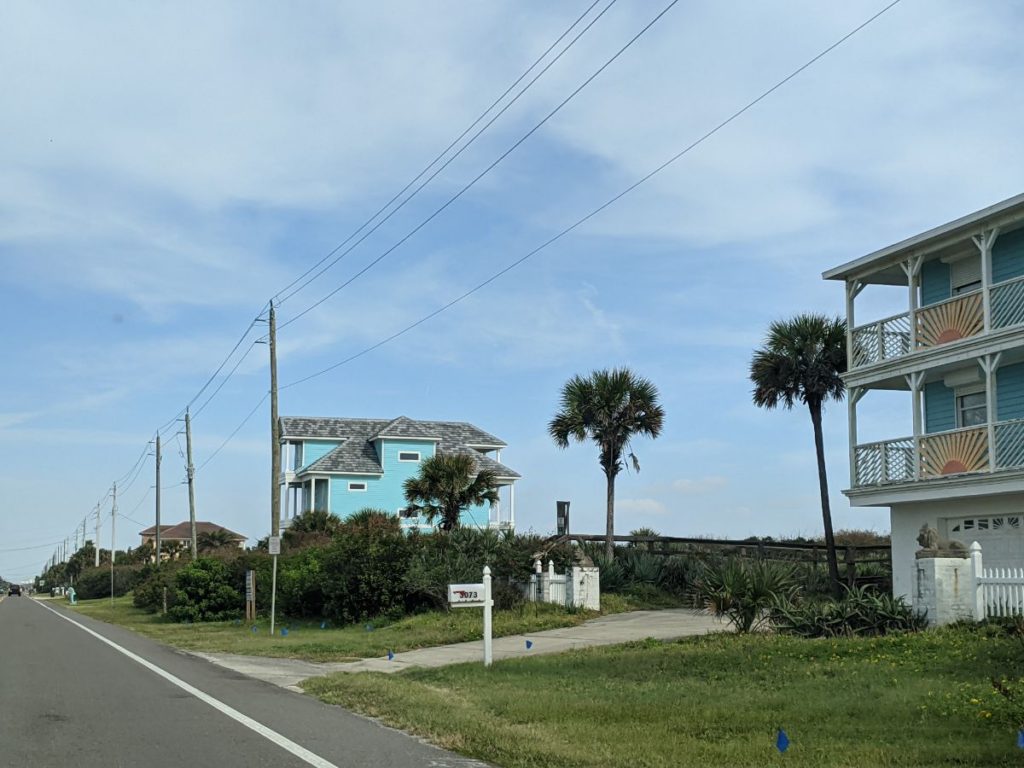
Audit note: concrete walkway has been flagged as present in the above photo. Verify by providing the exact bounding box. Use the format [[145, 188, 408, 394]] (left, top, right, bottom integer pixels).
[[192, 609, 724, 692]]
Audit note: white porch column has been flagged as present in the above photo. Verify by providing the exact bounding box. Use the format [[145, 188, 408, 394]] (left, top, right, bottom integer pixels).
[[509, 482, 516, 530], [973, 228, 999, 332], [846, 279, 865, 369], [980, 353, 1001, 472], [848, 387, 864, 486], [906, 372, 925, 480], [901, 255, 923, 350]]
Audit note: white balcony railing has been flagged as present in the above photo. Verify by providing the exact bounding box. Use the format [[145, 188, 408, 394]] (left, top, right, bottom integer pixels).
[[851, 313, 910, 367], [851, 420, 1024, 487], [991, 274, 1024, 330]]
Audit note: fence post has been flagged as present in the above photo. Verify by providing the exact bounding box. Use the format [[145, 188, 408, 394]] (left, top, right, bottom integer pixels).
[[969, 541, 984, 621], [845, 547, 856, 589]]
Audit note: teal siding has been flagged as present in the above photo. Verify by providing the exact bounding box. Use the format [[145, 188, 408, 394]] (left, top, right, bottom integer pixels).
[[997, 362, 1024, 422], [301, 440, 341, 467], [921, 259, 950, 306], [327, 439, 438, 520], [992, 228, 1024, 284], [924, 381, 955, 433]]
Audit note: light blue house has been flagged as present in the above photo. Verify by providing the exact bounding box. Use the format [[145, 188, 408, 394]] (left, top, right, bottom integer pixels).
[[278, 416, 520, 531]]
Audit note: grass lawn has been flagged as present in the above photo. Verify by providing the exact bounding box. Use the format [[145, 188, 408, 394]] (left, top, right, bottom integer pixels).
[[66, 593, 648, 662], [302, 628, 1024, 767]]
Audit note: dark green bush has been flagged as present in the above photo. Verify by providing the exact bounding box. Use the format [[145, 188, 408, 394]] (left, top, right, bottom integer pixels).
[[74, 565, 147, 599], [133, 565, 182, 613], [619, 550, 664, 586], [771, 585, 927, 638], [169, 558, 242, 622]]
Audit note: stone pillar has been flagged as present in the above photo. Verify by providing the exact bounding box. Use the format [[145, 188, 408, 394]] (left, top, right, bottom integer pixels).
[[912, 554, 975, 626]]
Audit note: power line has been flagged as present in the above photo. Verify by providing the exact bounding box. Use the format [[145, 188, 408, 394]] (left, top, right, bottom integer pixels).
[[273, 0, 612, 307], [196, 393, 270, 472], [0, 540, 65, 554], [192, 342, 259, 419], [282, 0, 902, 390], [275, 0, 679, 332]]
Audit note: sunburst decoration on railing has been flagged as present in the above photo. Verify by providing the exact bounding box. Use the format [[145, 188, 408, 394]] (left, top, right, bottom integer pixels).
[[920, 427, 988, 477], [916, 292, 983, 348]]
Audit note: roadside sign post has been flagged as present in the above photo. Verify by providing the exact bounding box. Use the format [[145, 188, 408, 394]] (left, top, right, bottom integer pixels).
[[268, 536, 280, 636], [448, 565, 493, 667], [245, 570, 256, 622]]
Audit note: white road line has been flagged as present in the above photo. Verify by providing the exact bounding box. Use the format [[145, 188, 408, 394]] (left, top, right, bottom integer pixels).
[[34, 600, 339, 768]]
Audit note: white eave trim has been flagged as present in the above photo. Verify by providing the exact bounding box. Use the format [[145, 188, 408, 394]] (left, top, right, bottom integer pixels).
[[845, 467, 1024, 506], [822, 192, 1024, 282]]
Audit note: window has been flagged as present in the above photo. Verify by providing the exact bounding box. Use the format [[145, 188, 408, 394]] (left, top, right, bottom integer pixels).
[[348, 481, 367, 492], [292, 443, 304, 471], [951, 516, 1021, 533], [956, 388, 987, 428], [398, 451, 421, 462], [951, 255, 981, 296]]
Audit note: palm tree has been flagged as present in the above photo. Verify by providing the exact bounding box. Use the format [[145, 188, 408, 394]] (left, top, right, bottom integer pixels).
[[750, 314, 846, 597], [549, 368, 665, 562], [197, 529, 236, 553], [403, 453, 500, 532], [288, 509, 342, 535]]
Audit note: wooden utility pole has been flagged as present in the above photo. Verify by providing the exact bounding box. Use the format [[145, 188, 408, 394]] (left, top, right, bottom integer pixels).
[[94, 503, 101, 567], [110, 481, 117, 604], [155, 434, 162, 563], [269, 300, 281, 539], [185, 408, 197, 559]]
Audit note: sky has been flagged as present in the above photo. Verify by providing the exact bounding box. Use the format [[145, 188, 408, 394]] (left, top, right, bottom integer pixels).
[[2, 0, 1023, 583]]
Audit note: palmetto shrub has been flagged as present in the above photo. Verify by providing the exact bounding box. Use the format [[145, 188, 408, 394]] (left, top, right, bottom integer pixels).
[[692, 559, 799, 632], [770, 585, 927, 638], [618, 550, 664, 586]]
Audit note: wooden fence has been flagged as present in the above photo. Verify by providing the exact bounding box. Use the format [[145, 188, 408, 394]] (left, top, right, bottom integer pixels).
[[545, 533, 892, 588]]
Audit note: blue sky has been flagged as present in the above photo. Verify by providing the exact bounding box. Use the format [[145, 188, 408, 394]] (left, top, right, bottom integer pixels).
[[2, 1, 1023, 582]]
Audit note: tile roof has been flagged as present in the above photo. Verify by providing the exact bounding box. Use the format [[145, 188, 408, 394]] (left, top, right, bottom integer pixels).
[[138, 521, 246, 541], [280, 416, 517, 479]]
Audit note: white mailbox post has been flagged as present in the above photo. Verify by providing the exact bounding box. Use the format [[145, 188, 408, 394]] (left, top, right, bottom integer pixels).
[[448, 566, 493, 667]]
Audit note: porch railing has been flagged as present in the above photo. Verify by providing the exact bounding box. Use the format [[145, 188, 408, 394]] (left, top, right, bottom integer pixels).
[[915, 290, 984, 349], [991, 274, 1024, 330], [854, 438, 914, 485], [919, 425, 989, 478], [851, 313, 910, 367]]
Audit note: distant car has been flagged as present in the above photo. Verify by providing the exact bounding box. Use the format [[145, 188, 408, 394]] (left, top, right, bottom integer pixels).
[[8, 585, 21, 596]]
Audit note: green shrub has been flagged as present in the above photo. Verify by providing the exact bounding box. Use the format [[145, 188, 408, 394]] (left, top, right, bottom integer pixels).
[[169, 558, 242, 622], [133, 565, 182, 613], [657, 554, 707, 599], [770, 585, 926, 638], [692, 559, 798, 632], [74, 565, 147, 599], [619, 550, 664, 586]]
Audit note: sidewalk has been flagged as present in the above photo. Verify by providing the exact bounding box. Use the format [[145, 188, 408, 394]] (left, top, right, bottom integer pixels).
[[192, 609, 724, 692]]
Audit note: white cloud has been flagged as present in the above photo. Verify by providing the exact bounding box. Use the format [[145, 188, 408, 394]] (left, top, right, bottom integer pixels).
[[616, 498, 668, 517], [672, 476, 728, 494]]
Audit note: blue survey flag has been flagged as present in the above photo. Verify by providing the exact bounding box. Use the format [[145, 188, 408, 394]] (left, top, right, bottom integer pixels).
[[387, 649, 395, 661], [525, 640, 533, 650], [251, 625, 258, 633], [281, 628, 288, 637], [320, 621, 327, 629], [1017, 729, 1024, 749], [776, 729, 790, 753]]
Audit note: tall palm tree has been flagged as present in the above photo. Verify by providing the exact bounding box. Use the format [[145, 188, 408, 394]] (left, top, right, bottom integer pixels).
[[750, 314, 846, 596], [403, 453, 500, 532], [549, 368, 665, 562]]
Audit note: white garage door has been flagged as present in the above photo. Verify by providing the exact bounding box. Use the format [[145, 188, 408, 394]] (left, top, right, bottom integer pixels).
[[942, 515, 1024, 569]]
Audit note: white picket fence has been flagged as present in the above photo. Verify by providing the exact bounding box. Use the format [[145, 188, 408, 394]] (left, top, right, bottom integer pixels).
[[977, 565, 1024, 618]]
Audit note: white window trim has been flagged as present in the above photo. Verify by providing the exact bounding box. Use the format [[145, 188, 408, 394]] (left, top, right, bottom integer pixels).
[[397, 451, 421, 462], [954, 383, 987, 429], [348, 481, 367, 492]]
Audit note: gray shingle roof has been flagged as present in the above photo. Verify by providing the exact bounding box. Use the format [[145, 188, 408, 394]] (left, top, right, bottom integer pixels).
[[281, 416, 516, 479], [367, 416, 440, 441]]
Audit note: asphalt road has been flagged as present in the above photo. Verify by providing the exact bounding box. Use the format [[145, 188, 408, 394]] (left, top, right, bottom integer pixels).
[[0, 596, 488, 768]]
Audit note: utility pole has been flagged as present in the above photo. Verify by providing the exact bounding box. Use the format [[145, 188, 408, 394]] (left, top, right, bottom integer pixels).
[[94, 504, 101, 567], [110, 481, 117, 604], [155, 433, 162, 564], [185, 408, 197, 560], [269, 300, 281, 539], [111, 482, 117, 565]]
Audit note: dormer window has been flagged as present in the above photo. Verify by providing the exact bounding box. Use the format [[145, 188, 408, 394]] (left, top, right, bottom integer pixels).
[[398, 451, 421, 462]]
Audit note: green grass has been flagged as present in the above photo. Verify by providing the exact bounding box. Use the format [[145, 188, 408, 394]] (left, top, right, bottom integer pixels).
[[67, 594, 652, 662], [301, 628, 1024, 767]]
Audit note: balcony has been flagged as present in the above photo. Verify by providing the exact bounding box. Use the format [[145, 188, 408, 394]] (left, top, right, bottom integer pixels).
[[851, 276, 1024, 370], [853, 418, 1024, 487]]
